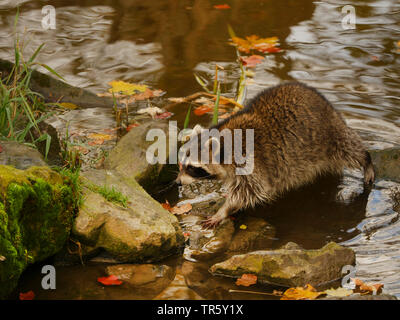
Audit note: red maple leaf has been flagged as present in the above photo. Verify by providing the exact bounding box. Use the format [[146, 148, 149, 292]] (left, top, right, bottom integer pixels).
[[97, 275, 123, 286], [214, 4, 231, 9], [19, 290, 35, 300]]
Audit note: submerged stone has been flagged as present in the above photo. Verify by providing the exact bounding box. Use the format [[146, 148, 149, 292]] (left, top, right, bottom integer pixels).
[[209, 242, 355, 287], [0, 141, 47, 169]]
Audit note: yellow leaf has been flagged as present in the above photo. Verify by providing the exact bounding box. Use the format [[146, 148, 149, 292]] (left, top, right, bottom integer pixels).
[[281, 284, 325, 300], [88, 133, 113, 141], [325, 287, 353, 297], [59, 102, 79, 110], [239, 224, 247, 230], [108, 81, 147, 95]]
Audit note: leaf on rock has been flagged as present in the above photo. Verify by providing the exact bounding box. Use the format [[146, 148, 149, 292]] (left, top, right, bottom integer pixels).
[[19, 290, 35, 300], [236, 274, 257, 287], [126, 123, 140, 131], [137, 106, 163, 118], [281, 284, 325, 300], [97, 275, 123, 286], [170, 203, 192, 215], [108, 81, 147, 95]]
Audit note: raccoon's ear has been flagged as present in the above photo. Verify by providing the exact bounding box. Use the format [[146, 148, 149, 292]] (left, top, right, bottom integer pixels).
[[204, 137, 223, 162]]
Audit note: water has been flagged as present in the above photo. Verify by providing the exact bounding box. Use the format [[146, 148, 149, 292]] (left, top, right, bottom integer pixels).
[[1, 0, 400, 299]]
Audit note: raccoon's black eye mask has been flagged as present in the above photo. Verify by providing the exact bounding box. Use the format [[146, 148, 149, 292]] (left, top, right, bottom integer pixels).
[[185, 165, 215, 179]]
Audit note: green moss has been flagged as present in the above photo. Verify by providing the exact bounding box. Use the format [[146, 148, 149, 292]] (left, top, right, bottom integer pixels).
[[0, 165, 76, 298], [86, 183, 128, 208]]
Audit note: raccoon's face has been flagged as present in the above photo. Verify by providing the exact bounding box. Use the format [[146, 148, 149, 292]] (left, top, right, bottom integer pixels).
[[176, 163, 217, 185], [176, 125, 228, 185]]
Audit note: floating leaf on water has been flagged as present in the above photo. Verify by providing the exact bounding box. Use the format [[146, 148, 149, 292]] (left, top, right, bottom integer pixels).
[[154, 111, 173, 119], [194, 105, 213, 116], [240, 55, 264, 68], [281, 284, 325, 300], [231, 35, 280, 54], [19, 290, 35, 300], [59, 102, 79, 110], [108, 81, 147, 95], [88, 133, 113, 141], [97, 275, 123, 286], [325, 287, 353, 297], [214, 4, 231, 9], [235, 274, 257, 287], [352, 278, 384, 295]]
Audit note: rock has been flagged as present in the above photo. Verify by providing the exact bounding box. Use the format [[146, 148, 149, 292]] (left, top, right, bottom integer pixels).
[[209, 242, 355, 287], [0, 165, 75, 298], [0, 141, 47, 169], [104, 120, 177, 191], [370, 148, 400, 183], [31, 121, 63, 166], [227, 217, 276, 255], [105, 264, 174, 287], [72, 169, 184, 262]]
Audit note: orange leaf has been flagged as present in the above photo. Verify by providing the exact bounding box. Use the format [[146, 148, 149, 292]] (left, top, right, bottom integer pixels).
[[161, 200, 172, 211], [88, 139, 104, 146], [281, 284, 325, 300], [194, 105, 213, 116], [154, 111, 173, 119], [19, 290, 35, 300], [126, 123, 140, 131], [235, 274, 258, 287], [214, 4, 231, 9], [353, 278, 384, 295], [97, 275, 123, 286], [170, 203, 192, 215], [240, 55, 264, 68]]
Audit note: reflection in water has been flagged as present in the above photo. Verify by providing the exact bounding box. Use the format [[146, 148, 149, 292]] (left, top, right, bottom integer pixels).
[[1, 0, 399, 299]]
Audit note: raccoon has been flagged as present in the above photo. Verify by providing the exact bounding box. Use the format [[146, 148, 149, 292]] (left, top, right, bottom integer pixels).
[[176, 82, 375, 227]]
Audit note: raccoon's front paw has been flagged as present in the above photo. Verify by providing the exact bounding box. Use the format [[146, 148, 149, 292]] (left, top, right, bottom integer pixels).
[[202, 212, 227, 229]]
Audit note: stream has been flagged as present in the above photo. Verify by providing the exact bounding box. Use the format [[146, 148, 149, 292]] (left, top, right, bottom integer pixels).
[[1, 0, 399, 299]]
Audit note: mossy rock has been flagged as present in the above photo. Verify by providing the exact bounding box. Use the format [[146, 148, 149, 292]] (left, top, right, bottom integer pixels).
[[0, 165, 75, 298]]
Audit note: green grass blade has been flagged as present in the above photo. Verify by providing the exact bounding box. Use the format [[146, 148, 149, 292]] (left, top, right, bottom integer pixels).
[[227, 24, 236, 39], [212, 84, 220, 126], [28, 43, 45, 65], [31, 62, 65, 81], [183, 104, 192, 129], [194, 73, 211, 93]]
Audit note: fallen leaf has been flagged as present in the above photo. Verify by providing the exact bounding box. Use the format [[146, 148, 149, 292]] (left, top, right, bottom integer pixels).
[[231, 35, 280, 54], [126, 123, 140, 131], [137, 106, 163, 118], [353, 278, 384, 295], [168, 97, 186, 103], [19, 290, 35, 300], [194, 105, 213, 116], [170, 203, 192, 215], [88, 133, 113, 141], [214, 4, 231, 9], [240, 55, 264, 67], [161, 200, 172, 211], [281, 284, 325, 300], [325, 287, 353, 297], [236, 274, 257, 287], [0, 255, 5, 261], [59, 102, 79, 110], [108, 81, 147, 95], [88, 139, 104, 146], [239, 224, 247, 230], [97, 275, 123, 286], [154, 111, 173, 119], [72, 146, 90, 155], [194, 96, 213, 104]]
